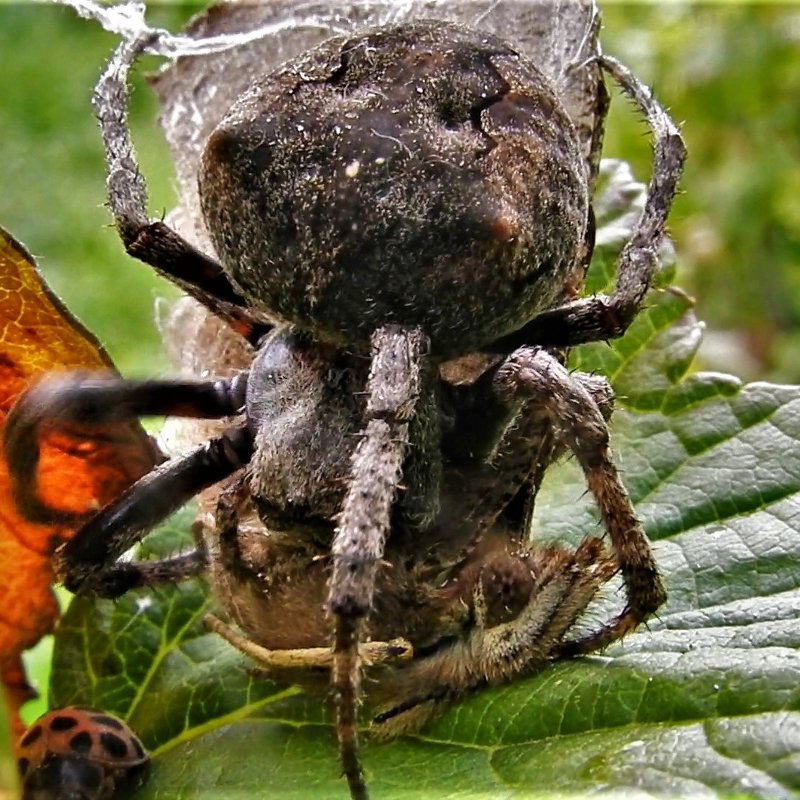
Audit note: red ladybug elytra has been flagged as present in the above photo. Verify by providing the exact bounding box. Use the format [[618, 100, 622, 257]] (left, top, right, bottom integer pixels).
[[17, 706, 149, 800]]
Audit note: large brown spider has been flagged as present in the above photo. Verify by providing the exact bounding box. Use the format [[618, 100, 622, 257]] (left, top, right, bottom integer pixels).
[[4, 3, 684, 798]]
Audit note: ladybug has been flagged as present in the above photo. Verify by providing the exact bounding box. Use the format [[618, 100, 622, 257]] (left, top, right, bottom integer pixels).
[[17, 707, 149, 800]]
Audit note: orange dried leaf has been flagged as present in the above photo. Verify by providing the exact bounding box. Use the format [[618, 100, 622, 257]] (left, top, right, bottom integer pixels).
[[0, 227, 157, 738]]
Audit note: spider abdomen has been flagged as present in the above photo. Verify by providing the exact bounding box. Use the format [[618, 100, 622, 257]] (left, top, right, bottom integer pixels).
[[200, 20, 588, 357]]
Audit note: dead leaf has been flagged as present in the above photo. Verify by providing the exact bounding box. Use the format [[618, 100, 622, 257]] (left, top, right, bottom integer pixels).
[[0, 226, 156, 741]]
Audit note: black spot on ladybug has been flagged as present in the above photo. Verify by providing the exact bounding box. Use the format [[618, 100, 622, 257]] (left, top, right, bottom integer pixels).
[[68, 731, 93, 755], [90, 713, 125, 731], [17, 756, 29, 776], [20, 724, 42, 748], [99, 731, 129, 759], [49, 714, 79, 732]]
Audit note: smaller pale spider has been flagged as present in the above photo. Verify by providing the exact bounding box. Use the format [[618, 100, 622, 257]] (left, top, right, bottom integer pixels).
[[5, 4, 684, 798]]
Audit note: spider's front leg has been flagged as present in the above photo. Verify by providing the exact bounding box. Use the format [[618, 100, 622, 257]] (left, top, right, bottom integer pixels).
[[493, 347, 666, 651], [438, 361, 614, 548], [93, 34, 268, 342], [328, 325, 432, 800], [4, 373, 252, 596], [491, 56, 686, 353]]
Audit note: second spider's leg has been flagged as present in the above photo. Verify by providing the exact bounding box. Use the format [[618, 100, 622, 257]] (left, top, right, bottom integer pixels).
[[493, 347, 666, 651], [369, 538, 617, 738], [204, 615, 412, 672], [490, 56, 686, 352], [86, 546, 208, 600], [93, 34, 268, 342], [328, 325, 430, 800]]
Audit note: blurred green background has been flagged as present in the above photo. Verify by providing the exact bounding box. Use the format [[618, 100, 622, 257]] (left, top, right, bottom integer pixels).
[[0, 2, 204, 379], [0, 0, 798, 766], [602, 4, 800, 383], [1, 3, 799, 381]]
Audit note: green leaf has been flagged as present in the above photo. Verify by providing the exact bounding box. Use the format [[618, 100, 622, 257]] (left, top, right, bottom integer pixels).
[[50, 511, 302, 755], [525, 366, 800, 797], [0, 697, 16, 797], [47, 157, 800, 798]]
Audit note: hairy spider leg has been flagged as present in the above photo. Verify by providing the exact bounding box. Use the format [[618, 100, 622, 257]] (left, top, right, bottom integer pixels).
[[489, 55, 686, 353], [493, 347, 666, 651], [4, 373, 251, 596], [94, 35, 269, 344], [204, 614, 413, 671], [442, 365, 615, 549], [327, 325, 428, 800], [369, 537, 617, 738], [88, 547, 209, 599]]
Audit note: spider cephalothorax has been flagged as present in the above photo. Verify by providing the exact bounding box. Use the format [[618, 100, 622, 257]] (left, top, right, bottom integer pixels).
[[4, 4, 684, 799]]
